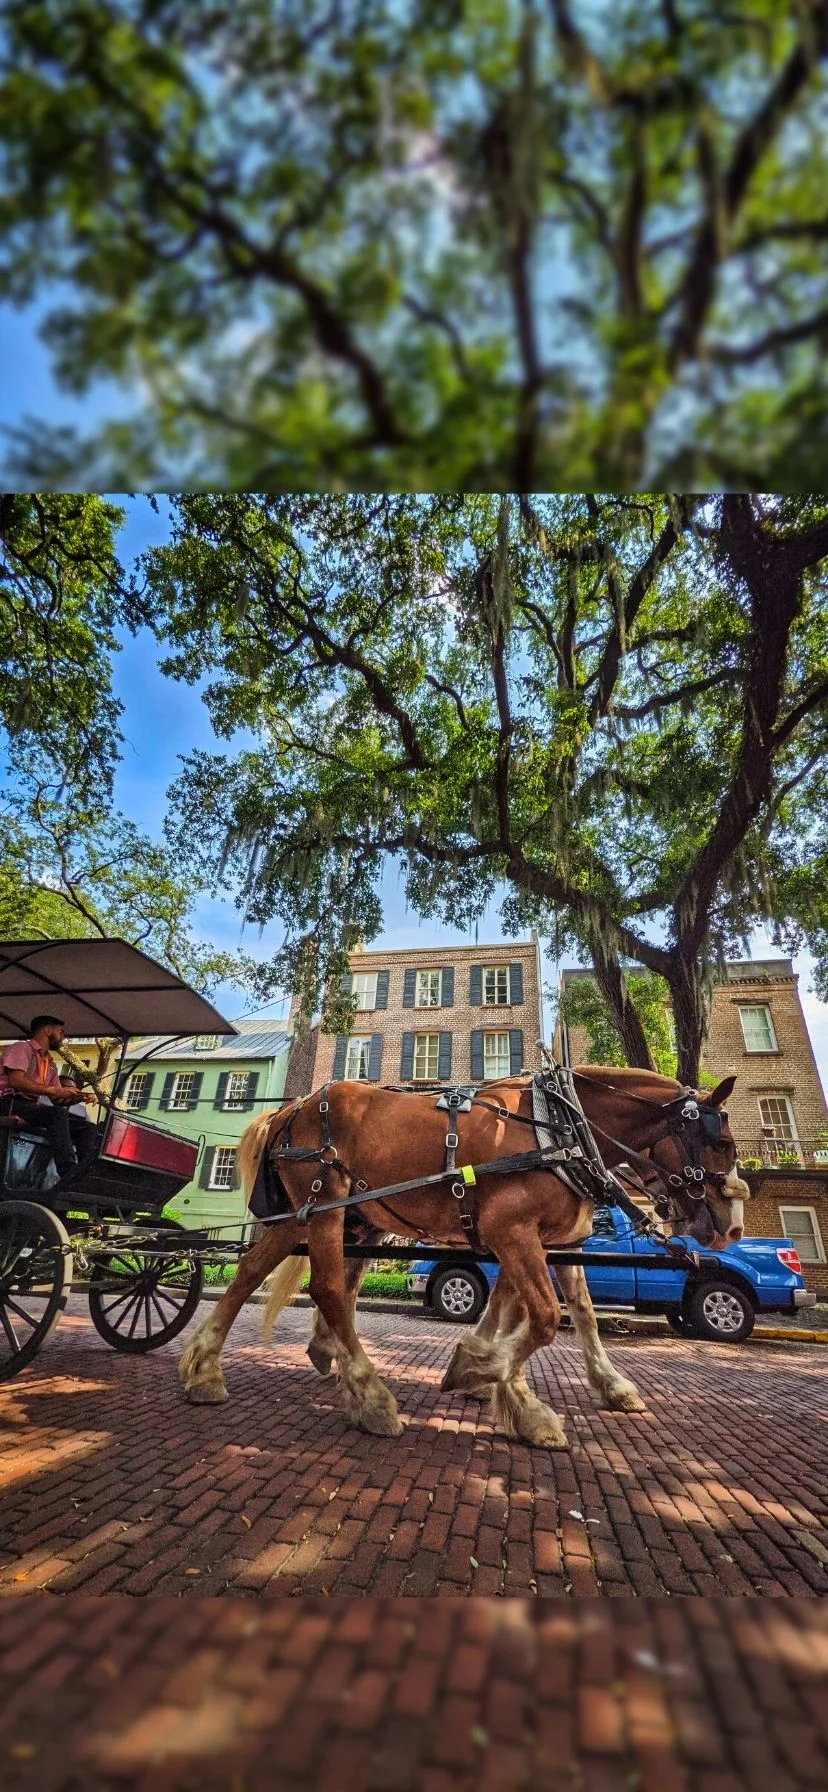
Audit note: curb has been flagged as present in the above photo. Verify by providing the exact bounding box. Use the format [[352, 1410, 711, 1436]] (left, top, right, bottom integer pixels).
[[752, 1325, 828, 1343]]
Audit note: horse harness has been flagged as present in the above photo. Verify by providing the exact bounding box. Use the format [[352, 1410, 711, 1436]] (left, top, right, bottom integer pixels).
[[257, 1061, 724, 1249]]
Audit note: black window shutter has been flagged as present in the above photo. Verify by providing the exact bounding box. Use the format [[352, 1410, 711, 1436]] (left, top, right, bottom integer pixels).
[[402, 968, 417, 1008], [161, 1072, 175, 1109], [470, 1030, 484, 1080], [368, 1034, 384, 1080], [469, 965, 483, 1006], [199, 1147, 215, 1189], [213, 1072, 229, 1110], [188, 1072, 203, 1111], [400, 1033, 415, 1079], [375, 970, 390, 1010], [333, 1037, 347, 1079], [510, 1029, 525, 1074], [438, 1032, 453, 1080], [231, 1149, 241, 1190], [242, 1071, 260, 1112], [340, 973, 353, 994], [441, 966, 454, 1007], [509, 962, 524, 1005]]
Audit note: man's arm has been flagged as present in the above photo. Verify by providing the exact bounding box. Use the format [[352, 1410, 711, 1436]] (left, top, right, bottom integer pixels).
[[6, 1068, 77, 1102]]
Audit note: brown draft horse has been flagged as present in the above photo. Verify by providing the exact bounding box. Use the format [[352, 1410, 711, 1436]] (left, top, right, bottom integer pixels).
[[179, 1067, 748, 1449]]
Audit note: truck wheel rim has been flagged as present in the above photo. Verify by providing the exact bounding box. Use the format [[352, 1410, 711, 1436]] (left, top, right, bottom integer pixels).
[[440, 1277, 477, 1315], [702, 1290, 744, 1333]]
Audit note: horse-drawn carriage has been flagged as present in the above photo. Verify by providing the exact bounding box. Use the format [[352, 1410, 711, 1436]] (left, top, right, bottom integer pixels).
[[0, 937, 236, 1381], [2, 936, 750, 1451]]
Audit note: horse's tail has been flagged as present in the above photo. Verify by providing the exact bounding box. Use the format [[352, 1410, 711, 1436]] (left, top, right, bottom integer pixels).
[[261, 1253, 307, 1337], [237, 1099, 301, 1197]]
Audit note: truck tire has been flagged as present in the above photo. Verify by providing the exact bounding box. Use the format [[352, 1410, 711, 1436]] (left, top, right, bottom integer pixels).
[[666, 1309, 696, 1336], [429, 1266, 488, 1324], [687, 1280, 755, 1344]]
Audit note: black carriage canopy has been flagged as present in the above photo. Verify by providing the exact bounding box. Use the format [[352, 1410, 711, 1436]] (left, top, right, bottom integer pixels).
[[0, 939, 237, 1042]]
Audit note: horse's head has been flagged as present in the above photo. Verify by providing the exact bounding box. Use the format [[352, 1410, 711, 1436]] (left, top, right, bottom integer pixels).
[[645, 1076, 750, 1248]]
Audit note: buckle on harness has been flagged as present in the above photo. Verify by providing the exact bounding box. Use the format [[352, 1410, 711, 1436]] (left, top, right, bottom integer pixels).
[[319, 1100, 329, 1114], [319, 1144, 339, 1165], [445, 1132, 459, 1150]]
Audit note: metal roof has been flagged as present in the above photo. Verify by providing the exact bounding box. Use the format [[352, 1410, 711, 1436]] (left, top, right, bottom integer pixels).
[[127, 1020, 291, 1062], [0, 938, 236, 1042]]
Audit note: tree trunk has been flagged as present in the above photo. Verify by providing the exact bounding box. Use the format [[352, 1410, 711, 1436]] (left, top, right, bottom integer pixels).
[[591, 945, 656, 1071], [663, 953, 708, 1087]]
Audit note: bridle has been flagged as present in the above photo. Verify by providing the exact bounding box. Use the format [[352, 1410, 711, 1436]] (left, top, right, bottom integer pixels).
[[572, 1073, 736, 1234]]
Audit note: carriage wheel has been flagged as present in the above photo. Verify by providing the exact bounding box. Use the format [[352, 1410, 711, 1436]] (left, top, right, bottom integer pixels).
[[0, 1201, 73, 1382], [86, 1218, 203, 1354]]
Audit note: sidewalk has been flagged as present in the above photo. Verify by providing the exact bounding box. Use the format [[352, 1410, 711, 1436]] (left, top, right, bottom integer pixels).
[[1, 1595, 827, 1790]]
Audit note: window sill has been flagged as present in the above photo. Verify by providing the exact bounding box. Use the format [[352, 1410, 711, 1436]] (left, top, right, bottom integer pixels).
[[742, 1048, 781, 1055]]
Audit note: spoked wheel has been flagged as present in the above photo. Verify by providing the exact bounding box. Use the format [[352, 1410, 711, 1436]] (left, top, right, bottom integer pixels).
[[0, 1201, 73, 1381], [87, 1218, 203, 1354]]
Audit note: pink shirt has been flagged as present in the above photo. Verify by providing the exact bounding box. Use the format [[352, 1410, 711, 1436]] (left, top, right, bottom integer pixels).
[[0, 1040, 61, 1101]]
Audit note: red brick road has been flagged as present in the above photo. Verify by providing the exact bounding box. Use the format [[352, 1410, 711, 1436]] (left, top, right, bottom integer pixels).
[[1, 1298, 826, 1598], [1, 1594, 827, 1790]]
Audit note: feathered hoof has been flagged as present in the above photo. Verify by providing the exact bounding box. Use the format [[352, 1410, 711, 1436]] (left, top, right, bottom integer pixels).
[[441, 1360, 494, 1397], [185, 1377, 229, 1405], [341, 1379, 403, 1437], [306, 1340, 335, 1376], [604, 1379, 646, 1413]]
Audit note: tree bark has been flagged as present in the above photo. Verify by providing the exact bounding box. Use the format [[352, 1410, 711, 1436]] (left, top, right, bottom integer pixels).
[[663, 953, 708, 1087], [591, 944, 656, 1071]]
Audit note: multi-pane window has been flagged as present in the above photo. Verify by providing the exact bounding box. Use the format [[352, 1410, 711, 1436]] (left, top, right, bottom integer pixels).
[[345, 1036, 372, 1080], [738, 1005, 777, 1052], [416, 969, 442, 1007], [209, 1147, 238, 1190], [483, 967, 510, 1005], [223, 1072, 251, 1110], [484, 1031, 511, 1078], [193, 1035, 218, 1051], [413, 1033, 440, 1080], [352, 972, 378, 1011], [125, 1073, 150, 1110], [758, 1094, 800, 1162], [168, 1073, 195, 1110], [779, 1207, 825, 1263]]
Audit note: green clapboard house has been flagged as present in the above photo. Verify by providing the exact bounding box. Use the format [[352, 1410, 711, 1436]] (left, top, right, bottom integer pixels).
[[122, 1020, 291, 1232]]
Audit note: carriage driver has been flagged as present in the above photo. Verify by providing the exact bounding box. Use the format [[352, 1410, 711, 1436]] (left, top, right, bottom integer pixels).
[[0, 1015, 97, 1180]]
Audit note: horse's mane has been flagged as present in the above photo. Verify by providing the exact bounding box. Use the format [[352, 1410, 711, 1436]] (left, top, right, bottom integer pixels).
[[572, 1063, 683, 1104]]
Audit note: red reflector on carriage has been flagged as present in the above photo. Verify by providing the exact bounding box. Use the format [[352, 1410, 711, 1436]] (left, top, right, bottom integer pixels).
[[776, 1248, 802, 1274], [100, 1114, 199, 1178]]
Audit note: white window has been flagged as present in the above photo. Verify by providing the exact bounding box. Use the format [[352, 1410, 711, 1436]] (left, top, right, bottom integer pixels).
[[193, 1035, 218, 1051], [352, 972, 378, 1011], [345, 1036, 372, 1080], [413, 1033, 440, 1080], [484, 1031, 511, 1078], [739, 1005, 777, 1052], [483, 966, 510, 1005], [209, 1147, 238, 1191], [223, 1072, 251, 1110], [416, 969, 442, 1007], [168, 1073, 195, 1110], [125, 1073, 151, 1110], [758, 1095, 801, 1164], [779, 1207, 825, 1263]]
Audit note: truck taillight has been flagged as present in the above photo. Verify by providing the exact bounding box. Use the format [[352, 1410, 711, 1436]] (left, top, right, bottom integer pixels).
[[777, 1248, 802, 1274]]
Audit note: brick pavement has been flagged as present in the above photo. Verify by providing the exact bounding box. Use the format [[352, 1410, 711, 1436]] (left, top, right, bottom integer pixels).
[[1, 1595, 827, 1790], [0, 1298, 826, 1598]]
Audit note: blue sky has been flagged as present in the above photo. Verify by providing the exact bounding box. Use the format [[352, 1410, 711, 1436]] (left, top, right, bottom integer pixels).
[[97, 498, 828, 1097]]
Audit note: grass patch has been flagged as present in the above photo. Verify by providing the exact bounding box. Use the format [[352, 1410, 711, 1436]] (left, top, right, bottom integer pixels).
[[201, 1264, 413, 1299]]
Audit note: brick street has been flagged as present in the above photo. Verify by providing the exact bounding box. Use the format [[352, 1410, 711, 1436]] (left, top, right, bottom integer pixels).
[[0, 1298, 826, 1599], [1, 1594, 827, 1791]]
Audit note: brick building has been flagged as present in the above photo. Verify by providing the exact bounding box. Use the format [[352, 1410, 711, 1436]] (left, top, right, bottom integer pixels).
[[284, 936, 544, 1098], [554, 958, 828, 1292]]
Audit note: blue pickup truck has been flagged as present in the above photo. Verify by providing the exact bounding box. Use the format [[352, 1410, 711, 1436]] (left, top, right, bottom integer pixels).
[[407, 1205, 816, 1342]]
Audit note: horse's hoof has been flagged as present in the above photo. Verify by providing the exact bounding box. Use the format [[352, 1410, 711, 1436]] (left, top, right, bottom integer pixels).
[[185, 1380, 229, 1405], [306, 1341, 334, 1376], [606, 1381, 646, 1413], [361, 1409, 404, 1438]]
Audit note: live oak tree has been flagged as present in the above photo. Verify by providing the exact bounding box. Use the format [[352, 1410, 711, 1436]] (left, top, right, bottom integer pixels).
[[138, 491, 828, 1083], [3, 2, 828, 488], [556, 971, 680, 1079], [0, 493, 126, 791]]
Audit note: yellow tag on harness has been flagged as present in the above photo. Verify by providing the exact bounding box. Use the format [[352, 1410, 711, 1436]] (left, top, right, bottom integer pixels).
[[460, 1164, 476, 1185]]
